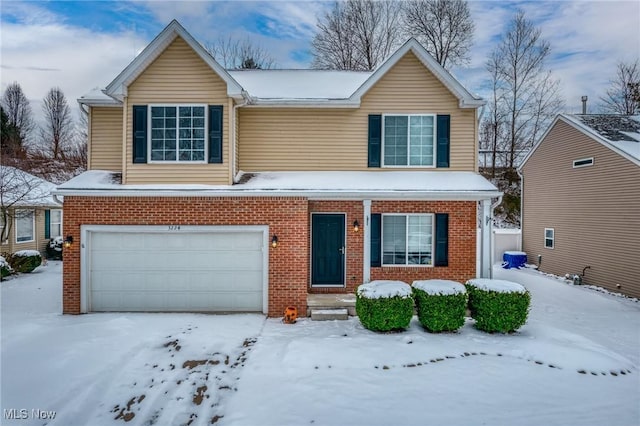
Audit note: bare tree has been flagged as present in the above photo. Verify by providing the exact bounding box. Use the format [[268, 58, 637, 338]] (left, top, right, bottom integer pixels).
[[600, 59, 640, 114], [1, 82, 34, 158], [0, 166, 53, 243], [403, 0, 474, 69], [205, 36, 276, 69], [312, 0, 403, 71], [40, 87, 74, 161], [486, 11, 563, 172]]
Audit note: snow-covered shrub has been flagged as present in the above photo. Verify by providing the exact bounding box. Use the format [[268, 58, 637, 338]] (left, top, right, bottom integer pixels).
[[412, 280, 467, 333], [46, 236, 64, 260], [8, 250, 42, 273], [0, 255, 13, 279], [465, 279, 530, 333], [356, 281, 413, 332]]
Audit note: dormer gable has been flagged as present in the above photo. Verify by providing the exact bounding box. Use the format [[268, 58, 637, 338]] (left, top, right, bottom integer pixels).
[[105, 20, 243, 101]]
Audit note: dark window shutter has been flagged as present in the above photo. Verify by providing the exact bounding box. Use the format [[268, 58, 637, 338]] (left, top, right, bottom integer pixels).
[[368, 115, 381, 168], [208, 105, 223, 164], [44, 210, 51, 239], [434, 213, 449, 266], [370, 213, 382, 267], [132, 105, 147, 164], [436, 115, 450, 168]]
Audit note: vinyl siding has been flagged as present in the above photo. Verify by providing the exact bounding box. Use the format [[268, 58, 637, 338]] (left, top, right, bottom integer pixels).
[[521, 119, 640, 298], [0, 208, 49, 255], [124, 36, 231, 185], [238, 52, 477, 172], [90, 107, 123, 171]]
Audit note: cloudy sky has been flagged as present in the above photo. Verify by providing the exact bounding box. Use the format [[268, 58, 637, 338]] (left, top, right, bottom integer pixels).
[[1, 0, 639, 124]]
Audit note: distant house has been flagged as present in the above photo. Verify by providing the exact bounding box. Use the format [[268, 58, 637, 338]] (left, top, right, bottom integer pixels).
[[0, 166, 63, 255], [519, 114, 640, 298]]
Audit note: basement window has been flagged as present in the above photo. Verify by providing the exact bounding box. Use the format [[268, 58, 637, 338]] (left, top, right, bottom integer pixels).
[[573, 157, 594, 168]]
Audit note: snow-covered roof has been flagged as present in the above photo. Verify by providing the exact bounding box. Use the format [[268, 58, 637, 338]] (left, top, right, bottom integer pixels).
[[229, 70, 371, 100], [81, 22, 484, 109], [0, 166, 61, 208], [78, 88, 122, 107], [54, 170, 501, 201], [520, 114, 640, 169]]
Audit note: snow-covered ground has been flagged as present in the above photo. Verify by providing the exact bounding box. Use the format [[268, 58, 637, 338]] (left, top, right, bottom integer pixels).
[[1, 262, 638, 426]]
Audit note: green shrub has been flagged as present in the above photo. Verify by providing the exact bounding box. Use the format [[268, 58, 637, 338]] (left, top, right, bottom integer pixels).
[[466, 279, 530, 333], [412, 280, 467, 332], [8, 250, 42, 273], [0, 255, 13, 279], [356, 281, 413, 332]]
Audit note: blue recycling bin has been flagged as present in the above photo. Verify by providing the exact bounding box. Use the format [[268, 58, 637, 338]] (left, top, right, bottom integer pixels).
[[502, 251, 527, 269]]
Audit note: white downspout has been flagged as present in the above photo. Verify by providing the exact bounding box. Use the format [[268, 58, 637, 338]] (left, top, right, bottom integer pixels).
[[363, 199, 372, 283], [487, 195, 503, 278], [232, 92, 251, 183]]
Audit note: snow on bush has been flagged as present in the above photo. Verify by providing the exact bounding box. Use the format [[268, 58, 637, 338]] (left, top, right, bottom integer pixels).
[[0, 255, 13, 278], [356, 281, 413, 332], [465, 278, 530, 333], [47, 236, 64, 260], [8, 251, 42, 273], [412, 280, 467, 333]]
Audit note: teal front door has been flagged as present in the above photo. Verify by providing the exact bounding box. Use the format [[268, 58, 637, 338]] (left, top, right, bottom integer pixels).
[[311, 214, 346, 286]]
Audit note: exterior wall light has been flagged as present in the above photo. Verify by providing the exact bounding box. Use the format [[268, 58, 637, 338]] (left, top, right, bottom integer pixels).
[[271, 235, 278, 248], [63, 235, 74, 249], [353, 220, 360, 233]]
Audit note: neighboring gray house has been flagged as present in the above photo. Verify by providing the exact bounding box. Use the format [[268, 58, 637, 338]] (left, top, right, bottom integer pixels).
[[519, 114, 640, 299]]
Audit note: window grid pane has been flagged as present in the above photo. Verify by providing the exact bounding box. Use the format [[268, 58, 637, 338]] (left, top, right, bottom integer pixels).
[[384, 115, 435, 166], [384, 116, 408, 166], [150, 106, 205, 162], [408, 216, 432, 265], [383, 216, 407, 265], [16, 211, 34, 242]]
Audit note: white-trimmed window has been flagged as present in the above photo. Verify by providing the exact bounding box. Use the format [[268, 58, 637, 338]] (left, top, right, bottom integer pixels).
[[573, 157, 594, 168], [16, 209, 34, 243], [149, 105, 206, 162], [544, 228, 554, 249], [50, 209, 62, 238], [383, 114, 435, 167], [382, 214, 433, 266]]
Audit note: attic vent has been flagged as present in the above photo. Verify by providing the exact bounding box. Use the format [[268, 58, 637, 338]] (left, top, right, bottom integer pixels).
[[573, 157, 594, 168]]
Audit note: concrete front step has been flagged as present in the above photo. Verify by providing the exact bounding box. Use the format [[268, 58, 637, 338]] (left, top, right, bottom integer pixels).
[[310, 308, 349, 321], [307, 293, 356, 316]]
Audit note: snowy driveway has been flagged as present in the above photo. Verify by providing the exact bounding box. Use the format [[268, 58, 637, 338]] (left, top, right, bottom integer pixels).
[[1, 262, 639, 426]]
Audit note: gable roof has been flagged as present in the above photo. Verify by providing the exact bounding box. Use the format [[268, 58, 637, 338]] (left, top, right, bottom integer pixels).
[[0, 166, 61, 208], [520, 114, 640, 169], [104, 20, 244, 101], [350, 38, 484, 109], [88, 21, 483, 109]]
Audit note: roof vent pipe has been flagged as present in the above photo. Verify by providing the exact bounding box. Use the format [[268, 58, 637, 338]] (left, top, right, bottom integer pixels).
[[581, 96, 588, 114]]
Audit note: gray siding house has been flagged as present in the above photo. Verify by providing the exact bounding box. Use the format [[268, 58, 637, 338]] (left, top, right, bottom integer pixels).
[[519, 114, 640, 299]]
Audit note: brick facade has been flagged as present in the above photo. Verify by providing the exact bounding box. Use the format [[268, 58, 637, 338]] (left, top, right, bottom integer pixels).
[[63, 196, 476, 317]]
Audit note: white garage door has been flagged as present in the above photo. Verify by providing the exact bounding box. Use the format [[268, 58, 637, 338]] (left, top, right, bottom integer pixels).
[[89, 229, 265, 312]]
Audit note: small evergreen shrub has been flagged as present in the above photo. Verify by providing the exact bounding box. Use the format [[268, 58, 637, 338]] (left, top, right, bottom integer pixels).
[[46, 236, 64, 260], [0, 255, 13, 279], [412, 280, 467, 333], [356, 281, 413, 332], [466, 279, 530, 333], [8, 250, 42, 273]]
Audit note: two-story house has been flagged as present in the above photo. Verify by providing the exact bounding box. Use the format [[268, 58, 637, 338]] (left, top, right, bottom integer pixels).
[[56, 20, 501, 316]]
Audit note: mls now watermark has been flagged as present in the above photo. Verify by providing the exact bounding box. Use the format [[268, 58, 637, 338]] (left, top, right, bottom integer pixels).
[[4, 408, 57, 420]]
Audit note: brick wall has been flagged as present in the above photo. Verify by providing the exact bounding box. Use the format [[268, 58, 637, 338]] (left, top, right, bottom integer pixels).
[[62, 196, 309, 316], [371, 201, 477, 284], [63, 197, 476, 317]]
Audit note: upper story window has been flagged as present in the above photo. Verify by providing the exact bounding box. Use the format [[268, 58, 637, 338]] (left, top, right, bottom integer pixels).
[[383, 114, 435, 167], [150, 105, 206, 162]]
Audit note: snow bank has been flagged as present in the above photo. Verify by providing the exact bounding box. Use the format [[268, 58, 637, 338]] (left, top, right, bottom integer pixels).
[[412, 279, 466, 296], [0, 256, 8, 268], [357, 280, 412, 299], [13, 250, 41, 257], [467, 278, 527, 294]]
